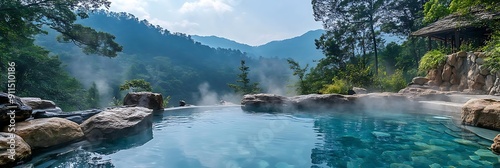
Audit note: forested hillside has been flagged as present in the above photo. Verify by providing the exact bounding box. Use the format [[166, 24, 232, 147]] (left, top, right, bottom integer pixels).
[[9, 10, 291, 110]]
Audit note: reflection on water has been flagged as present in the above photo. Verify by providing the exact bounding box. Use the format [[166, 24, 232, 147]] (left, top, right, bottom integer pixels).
[[310, 110, 499, 168], [18, 107, 500, 168]]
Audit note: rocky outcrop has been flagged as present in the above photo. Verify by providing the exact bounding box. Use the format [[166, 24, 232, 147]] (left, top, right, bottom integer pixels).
[[412, 77, 429, 85], [123, 92, 163, 110], [32, 109, 102, 124], [0, 93, 32, 127], [80, 107, 153, 142], [289, 94, 351, 110], [492, 134, 500, 154], [352, 87, 368, 94], [418, 51, 500, 95], [3, 118, 84, 149], [461, 99, 500, 130], [241, 94, 287, 112], [20, 97, 56, 110], [0, 133, 31, 167], [398, 86, 452, 101], [241, 93, 414, 112]]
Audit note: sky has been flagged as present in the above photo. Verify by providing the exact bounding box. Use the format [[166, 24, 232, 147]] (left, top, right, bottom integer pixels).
[[107, 0, 324, 46]]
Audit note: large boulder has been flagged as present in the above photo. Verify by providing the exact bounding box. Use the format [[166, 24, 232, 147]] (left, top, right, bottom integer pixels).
[[123, 92, 163, 110], [0, 93, 32, 127], [492, 134, 500, 154], [241, 94, 287, 112], [0, 133, 31, 167], [352, 87, 368, 94], [3, 118, 84, 149], [462, 99, 500, 130], [80, 107, 153, 142], [20, 97, 56, 110], [412, 77, 429, 85]]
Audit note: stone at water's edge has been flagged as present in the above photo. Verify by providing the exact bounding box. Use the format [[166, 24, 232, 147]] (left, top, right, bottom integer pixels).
[[80, 107, 153, 142], [412, 77, 429, 85], [352, 87, 368, 94], [241, 94, 287, 112], [289, 94, 351, 110], [0, 133, 31, 167], [462, 99, 500, 131], [2, 117, 84, 149], [492, 134, 500, 154], [20, 97, 56, 110], [0, 93, 32, 127], [123, 92, 163, 110]]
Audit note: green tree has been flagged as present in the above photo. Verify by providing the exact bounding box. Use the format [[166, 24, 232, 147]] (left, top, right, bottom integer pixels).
[[120, 79, 153, 92], [312, 0, 388, 75], [0, 0, 122, 58], [287, 59, 309, 94], [87, 82, 100, 108], [0, 44, 88, 111], [228, 60, 260, 94]]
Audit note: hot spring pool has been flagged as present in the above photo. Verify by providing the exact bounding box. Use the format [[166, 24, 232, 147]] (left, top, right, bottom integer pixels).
[[21, 106, 500, 167]]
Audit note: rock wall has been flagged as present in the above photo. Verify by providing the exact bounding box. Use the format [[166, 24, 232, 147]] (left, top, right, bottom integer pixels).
[[425, 51, 500, 95]]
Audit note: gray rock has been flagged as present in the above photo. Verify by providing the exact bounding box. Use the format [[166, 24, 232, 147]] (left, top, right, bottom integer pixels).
[[20, 97, 56, 110], [0, 93, 32, 127], [241, 94, 287, 112], [80, 107, 153, 142], [352, 87, 368, 94], [123, 92, 163, 110], [412, 77, 429, 85]]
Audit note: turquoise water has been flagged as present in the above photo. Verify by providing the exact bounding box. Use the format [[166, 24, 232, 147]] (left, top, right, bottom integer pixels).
[[24, 106, 500, 168]]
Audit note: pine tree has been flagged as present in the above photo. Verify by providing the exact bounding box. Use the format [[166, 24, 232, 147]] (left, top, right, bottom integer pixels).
[[228, 60, 261, 94]]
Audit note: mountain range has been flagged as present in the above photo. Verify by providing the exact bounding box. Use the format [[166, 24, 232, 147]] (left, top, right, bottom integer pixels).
[[191, 29, 326, 66]]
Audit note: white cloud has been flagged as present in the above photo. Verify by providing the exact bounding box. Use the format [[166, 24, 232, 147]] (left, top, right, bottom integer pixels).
[[109, 0, 151, 19], [179, 0, 233, 14]]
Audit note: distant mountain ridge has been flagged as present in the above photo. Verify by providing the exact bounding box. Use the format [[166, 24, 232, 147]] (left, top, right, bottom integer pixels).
[[192, 29, 326, 66]]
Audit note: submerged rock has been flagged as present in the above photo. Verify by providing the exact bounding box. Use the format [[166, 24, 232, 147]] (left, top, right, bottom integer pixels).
[[461, 98, 500, 130], [80, 107, 153, 142], [491, 134, 500, 154], [0, 93, 32, 127], [0, 133, 31, 167], [123, 92, 163, 110], [3, 117, 84, 149]]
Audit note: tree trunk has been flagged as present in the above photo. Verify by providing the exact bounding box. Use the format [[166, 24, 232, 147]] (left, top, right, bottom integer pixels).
[[369, 18, 378, 76]]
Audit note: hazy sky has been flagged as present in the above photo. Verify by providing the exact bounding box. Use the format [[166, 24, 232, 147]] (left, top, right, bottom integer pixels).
[[107, 0, 324, 46]]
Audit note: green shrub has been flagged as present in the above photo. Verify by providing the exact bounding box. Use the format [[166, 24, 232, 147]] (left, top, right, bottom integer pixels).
[[418, 50, 447, 72], [484, 31, 500, 72], [320, 77, 350, 94], [376, 69, 408, 92]]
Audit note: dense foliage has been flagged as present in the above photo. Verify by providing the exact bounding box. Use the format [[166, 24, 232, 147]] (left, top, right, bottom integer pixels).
[[119, 79, 153, 92], [418, 50, 447, 72]]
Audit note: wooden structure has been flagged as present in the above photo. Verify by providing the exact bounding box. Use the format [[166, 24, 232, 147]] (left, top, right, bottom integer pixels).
[[412, 9, 500, 51]]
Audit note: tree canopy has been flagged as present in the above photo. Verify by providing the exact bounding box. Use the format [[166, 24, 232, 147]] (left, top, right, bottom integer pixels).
[[0, 0, 122, 57]]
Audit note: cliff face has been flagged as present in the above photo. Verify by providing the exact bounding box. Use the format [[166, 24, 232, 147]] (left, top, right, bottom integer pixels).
[[425, 51, 500, 95]]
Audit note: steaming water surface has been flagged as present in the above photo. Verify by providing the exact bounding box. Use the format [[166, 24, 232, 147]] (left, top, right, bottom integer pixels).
[[24, 106, 500, 167]]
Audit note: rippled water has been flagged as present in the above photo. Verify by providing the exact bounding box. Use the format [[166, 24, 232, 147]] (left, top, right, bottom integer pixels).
[[22, 106, 500, 168]]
